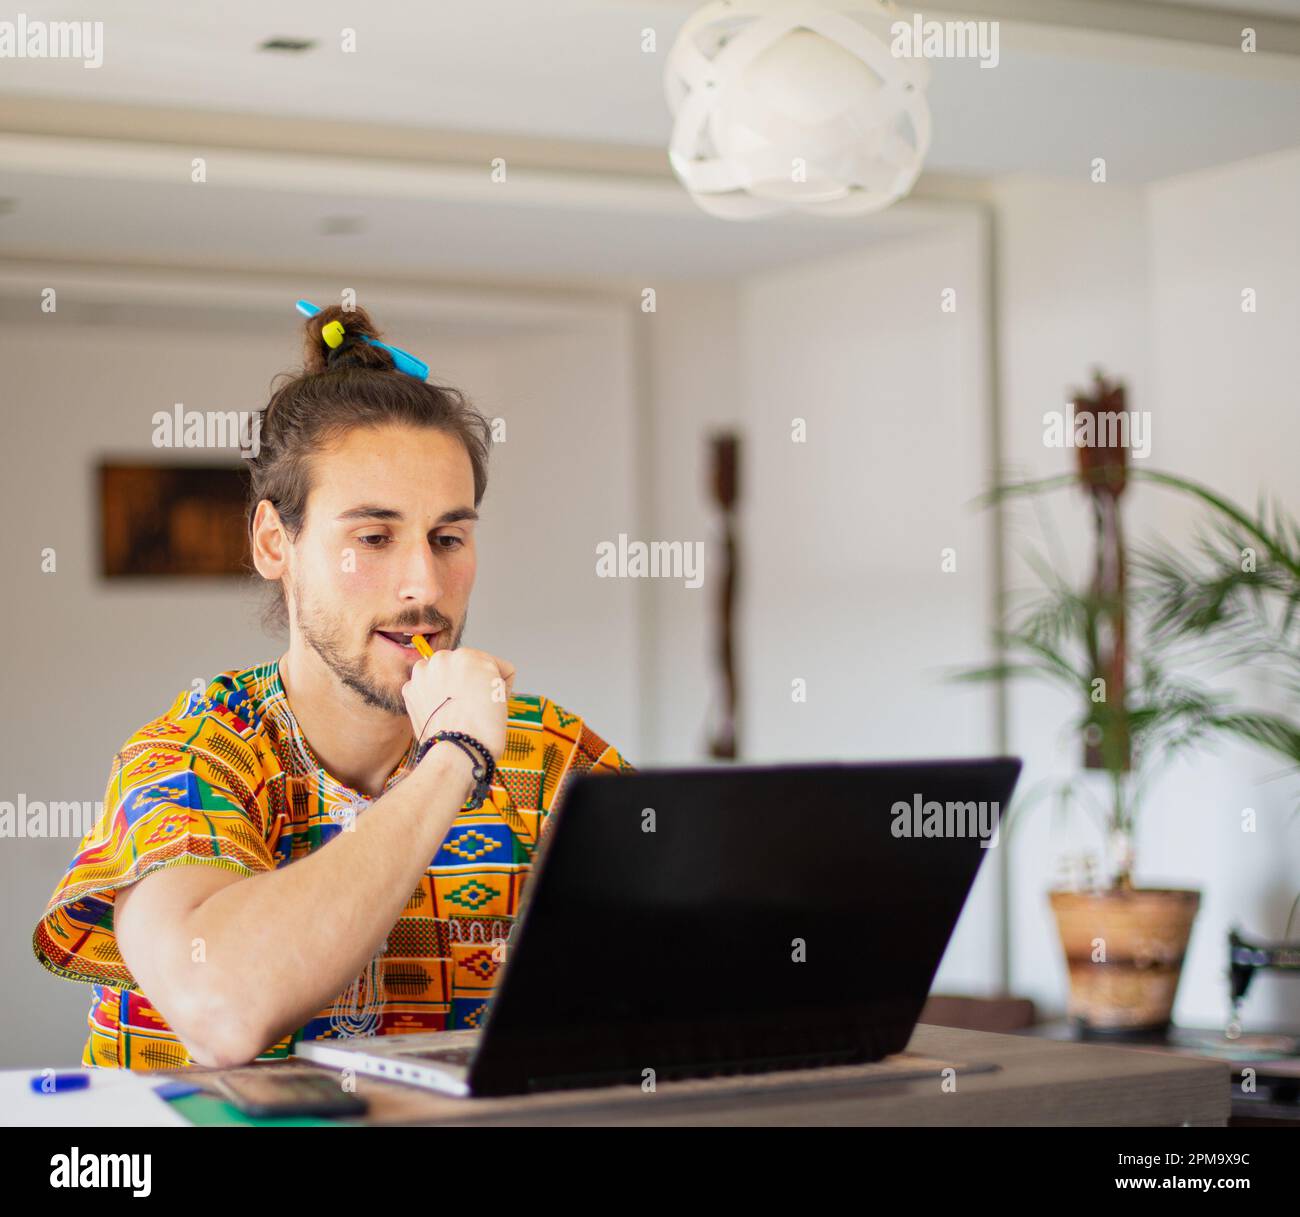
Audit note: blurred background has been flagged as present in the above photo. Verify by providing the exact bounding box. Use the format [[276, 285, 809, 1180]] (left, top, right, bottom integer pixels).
[[2, 0, 1299, 1068]]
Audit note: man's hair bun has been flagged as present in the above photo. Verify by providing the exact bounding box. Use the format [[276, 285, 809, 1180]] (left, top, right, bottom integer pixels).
[[302, 304, 396, 375]]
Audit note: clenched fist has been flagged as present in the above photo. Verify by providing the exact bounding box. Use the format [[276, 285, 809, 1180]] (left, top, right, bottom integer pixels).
[[401, 647, 515, 763]]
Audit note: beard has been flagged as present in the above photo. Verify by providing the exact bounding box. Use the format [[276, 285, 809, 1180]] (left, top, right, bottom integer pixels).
[[293, 582, 465, 716]]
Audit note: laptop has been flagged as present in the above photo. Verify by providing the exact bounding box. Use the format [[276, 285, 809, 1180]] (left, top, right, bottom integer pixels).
[[295, 757, 1021, 1097]]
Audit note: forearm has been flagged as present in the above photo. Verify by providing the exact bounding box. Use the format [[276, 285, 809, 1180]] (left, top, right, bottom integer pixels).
[[181, 746, 470, 1062]]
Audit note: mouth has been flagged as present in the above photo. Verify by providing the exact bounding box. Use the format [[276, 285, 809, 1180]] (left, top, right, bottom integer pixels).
[[374, 628, 441, 654]]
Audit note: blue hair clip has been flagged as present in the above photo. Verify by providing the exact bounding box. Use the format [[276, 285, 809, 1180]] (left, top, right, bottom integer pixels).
[[295, 299, 429, 381]]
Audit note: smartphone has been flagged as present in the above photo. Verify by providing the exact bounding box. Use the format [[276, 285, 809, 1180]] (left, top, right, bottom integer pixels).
[[212, 1068, 369, 1119]]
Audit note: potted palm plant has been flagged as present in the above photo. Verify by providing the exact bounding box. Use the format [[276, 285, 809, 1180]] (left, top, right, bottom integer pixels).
[[1133, 469, 1300, 962], [962, 373, 1291, 1038], [1133, 470, 1300, 785]]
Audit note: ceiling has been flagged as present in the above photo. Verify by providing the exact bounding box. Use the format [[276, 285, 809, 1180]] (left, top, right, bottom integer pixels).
[[1149, 0, 1300, 13], [1, 0, 1299, 285]]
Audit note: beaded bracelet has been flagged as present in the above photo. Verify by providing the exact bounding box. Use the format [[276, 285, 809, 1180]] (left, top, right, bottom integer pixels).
[[414, 730, 496, 810]]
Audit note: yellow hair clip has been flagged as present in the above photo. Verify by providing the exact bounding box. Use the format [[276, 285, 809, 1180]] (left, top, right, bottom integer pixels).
[[296, 299, 429, 379]]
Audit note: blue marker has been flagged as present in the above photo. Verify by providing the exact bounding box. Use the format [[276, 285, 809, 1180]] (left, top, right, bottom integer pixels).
[[30, 1071, 90, 1094], [295, 299, 429, 381]]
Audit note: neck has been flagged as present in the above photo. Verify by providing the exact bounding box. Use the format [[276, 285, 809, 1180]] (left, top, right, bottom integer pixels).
[[277, 642, 413, 798]]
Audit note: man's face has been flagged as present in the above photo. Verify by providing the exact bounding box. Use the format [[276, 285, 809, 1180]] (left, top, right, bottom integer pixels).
[[284, 423, 478, 715]]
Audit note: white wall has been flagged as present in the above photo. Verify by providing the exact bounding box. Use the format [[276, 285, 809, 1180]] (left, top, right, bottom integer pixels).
[[640, 280, 745, 764], [1144, 148, 1300, 1029], [731, 215, 1004, 993], [0, 289, 639, 1067]]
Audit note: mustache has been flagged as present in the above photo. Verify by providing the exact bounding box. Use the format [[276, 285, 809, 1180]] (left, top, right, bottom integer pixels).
[[373, 610, 453, 633]]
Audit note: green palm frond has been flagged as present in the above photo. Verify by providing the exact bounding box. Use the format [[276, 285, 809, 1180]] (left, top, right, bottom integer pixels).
[[960, 465, 1300, 819]]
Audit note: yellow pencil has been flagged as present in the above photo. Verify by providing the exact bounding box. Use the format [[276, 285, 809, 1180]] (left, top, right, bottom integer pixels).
[[412, 634, 435, 659]]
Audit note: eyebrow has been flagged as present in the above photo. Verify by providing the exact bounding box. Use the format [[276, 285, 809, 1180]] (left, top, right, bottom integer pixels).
[[335, 505, 479, 526]]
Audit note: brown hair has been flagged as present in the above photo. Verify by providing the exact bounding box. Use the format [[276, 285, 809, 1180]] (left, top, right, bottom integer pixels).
[[247, 304, 492, 630]]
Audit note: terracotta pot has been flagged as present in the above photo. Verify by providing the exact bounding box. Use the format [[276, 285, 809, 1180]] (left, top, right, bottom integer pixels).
[[1049, 888, 1201, 1037]]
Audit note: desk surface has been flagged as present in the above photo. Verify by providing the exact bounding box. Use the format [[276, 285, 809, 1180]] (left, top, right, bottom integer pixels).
[[1019, 1020, 1300, 1125], [188, 1023, 1229, 1127]]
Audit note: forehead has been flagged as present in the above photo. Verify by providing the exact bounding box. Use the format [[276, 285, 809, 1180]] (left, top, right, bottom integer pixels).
[[304, 423, 475, 521]]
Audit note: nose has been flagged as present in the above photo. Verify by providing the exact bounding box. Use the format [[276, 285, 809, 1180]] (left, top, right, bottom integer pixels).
[[396, 537, 442, 606]]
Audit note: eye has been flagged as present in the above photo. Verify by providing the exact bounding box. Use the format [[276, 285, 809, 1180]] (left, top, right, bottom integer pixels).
[[357, 534, 390, 548], [435, 534, 465, 550]]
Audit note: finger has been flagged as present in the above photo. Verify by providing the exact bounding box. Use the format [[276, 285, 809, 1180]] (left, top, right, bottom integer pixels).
[[494, 657, 516, 701]]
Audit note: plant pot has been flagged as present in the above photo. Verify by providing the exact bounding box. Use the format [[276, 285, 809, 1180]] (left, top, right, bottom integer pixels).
[[1049, 887, 1201, 1039]]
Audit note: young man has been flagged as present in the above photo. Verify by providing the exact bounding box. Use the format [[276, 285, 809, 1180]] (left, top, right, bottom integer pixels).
[[32, 304, 633, 1070]]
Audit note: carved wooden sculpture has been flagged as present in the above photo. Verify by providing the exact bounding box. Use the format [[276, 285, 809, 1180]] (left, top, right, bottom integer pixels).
[[707, 433, 740, 759], [1073, 370, 1131, 773]]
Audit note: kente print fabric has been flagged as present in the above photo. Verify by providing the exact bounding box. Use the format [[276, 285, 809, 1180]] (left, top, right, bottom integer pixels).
[[32, 661, 634, 1070]]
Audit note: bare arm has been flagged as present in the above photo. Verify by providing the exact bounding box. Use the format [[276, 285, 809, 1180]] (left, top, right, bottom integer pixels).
[[114, 745, 474, 1068]]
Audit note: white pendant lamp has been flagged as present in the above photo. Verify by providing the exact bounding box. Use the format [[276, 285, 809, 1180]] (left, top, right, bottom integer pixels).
[[665, 0, 932, 219]]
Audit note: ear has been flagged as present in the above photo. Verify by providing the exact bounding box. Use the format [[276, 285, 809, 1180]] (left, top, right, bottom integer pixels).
[[250, 499, 289, 583]]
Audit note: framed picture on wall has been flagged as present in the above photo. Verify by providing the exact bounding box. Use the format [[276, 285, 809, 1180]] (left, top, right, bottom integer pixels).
[[98, 462, 250, 578]]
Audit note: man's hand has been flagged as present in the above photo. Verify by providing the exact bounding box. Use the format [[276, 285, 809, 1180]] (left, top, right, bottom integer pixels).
[[402, 647, 515, 762]]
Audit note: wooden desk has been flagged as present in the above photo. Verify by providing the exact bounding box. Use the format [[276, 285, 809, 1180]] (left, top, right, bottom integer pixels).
[[193, 1023, 1230, 1126], [1018, 1020, 1300, 1126]]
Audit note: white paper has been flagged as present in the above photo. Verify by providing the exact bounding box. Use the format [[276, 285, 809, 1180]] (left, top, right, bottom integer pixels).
[[0, 1068, 190, 1127]]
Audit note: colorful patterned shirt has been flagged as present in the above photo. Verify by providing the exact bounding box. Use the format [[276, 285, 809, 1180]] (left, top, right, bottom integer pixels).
[[32, 661, 634, 1070]]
